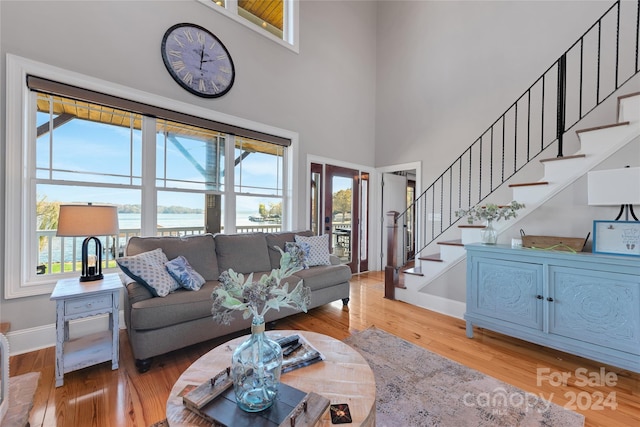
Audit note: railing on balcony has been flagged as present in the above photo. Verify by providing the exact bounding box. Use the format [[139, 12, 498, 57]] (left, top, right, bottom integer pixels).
[[386, 0, 640, 293], [36, 223, 284, 276]]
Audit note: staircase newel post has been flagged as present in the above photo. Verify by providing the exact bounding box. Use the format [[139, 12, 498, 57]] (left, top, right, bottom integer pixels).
[[385, 211, 399, 300]]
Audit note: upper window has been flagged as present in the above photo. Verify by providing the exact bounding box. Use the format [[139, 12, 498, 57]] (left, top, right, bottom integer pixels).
[[200, 0, 298, 52]]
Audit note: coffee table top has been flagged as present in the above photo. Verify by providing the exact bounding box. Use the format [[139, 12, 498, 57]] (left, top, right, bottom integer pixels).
[[166, 330, 376, 427]]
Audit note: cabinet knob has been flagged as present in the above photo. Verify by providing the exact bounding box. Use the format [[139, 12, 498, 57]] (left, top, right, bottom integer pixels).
[[546, 297, 554, 302], [536, 295, 543, 300]]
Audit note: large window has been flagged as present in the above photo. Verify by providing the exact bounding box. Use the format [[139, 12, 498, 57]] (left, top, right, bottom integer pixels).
[[200, 0, 299, 52], [5, 55, 297, 298], [34, 93, 233, 280]]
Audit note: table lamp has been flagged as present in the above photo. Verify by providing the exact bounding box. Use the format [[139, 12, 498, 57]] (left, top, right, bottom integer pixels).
[[56, 204, 119, 281], [587, 166, 640, 221]]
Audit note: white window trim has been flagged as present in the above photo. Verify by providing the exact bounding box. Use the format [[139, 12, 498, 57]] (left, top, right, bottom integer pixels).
[[4, 54, 299, 299], [197, 0, 299, 54]]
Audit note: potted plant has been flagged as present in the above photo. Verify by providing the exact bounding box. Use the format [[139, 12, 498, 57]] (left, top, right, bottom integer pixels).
[[455, 201, 525, 244], [211, 247, 311, 412]]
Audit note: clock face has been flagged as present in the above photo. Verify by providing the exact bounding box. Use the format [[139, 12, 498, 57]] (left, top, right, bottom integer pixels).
[[161, 23, 235, 98]]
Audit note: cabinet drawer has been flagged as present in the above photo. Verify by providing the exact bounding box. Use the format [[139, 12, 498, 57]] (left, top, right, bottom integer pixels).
[[65, 295, 112, 316]]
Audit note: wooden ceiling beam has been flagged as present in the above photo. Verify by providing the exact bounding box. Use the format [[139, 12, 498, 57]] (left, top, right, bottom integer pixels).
[[36, 113, 75, 138]]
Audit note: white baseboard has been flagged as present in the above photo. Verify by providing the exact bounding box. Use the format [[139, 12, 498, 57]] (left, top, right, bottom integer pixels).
[[6, 310, 126, 356], [396, 289, 467, 320], [417, 294, 466, 320]]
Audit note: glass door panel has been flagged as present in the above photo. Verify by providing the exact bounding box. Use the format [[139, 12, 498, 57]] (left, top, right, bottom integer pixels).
[[325, 165, 359, 273]]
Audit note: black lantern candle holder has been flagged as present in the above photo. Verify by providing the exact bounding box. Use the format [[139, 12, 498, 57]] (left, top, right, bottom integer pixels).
[[80, 236, 104, 282]]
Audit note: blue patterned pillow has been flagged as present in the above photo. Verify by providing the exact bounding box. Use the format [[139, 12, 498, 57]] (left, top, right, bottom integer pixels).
[[285, 241, 311, 269], [294, 234, 331, 266], [117, 248, 180, 297], [165, 256, 206, 291]]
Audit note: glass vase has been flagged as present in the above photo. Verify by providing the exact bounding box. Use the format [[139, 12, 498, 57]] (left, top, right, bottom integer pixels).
[[481, 219, 498, 244], [231, 315, 283, 412]]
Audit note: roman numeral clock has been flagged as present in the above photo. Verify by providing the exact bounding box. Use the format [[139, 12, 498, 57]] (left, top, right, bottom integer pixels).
[[161, 23, 235, 98]]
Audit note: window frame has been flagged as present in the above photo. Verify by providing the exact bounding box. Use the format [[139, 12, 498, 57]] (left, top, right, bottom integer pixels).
[[4, 54, 299, 299], [198, 0, 299, 54]]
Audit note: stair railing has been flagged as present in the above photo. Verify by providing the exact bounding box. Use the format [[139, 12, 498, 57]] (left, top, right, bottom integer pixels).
[[386, 0, 640, 296]]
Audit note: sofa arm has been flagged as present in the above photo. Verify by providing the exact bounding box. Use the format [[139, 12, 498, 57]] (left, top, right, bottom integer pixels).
[[124, 279, 154, 306], [329, 254, 341, 265]]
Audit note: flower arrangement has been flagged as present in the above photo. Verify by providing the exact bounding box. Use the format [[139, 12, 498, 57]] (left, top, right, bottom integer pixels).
[[211, 247, 311, 325], [455, 201, 525, 224]]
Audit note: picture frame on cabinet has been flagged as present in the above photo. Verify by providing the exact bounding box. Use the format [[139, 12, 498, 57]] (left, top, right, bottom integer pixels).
[[592, 220, 640, 257]]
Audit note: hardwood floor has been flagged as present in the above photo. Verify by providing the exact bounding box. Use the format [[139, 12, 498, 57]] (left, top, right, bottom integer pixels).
[[12, 271, 640, 426]]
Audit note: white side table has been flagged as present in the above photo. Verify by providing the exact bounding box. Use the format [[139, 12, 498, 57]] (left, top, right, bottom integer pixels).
[[50, 273, 123, 387]]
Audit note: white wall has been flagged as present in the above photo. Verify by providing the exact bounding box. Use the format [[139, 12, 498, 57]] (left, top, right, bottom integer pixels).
[[0, 1, 377, 338], [375, 0, 616, 180]]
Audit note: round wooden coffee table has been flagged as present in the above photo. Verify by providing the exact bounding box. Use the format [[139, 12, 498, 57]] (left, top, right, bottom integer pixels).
[[166, 330, 376, 426]]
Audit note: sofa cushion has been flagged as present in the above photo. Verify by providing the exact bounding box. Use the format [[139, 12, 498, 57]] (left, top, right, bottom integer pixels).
[[117, 248, 180, 297], [166, 256, 206, 291], [292, 264, 352, 291], [129, 281, 219, 330], [266, 230, 313, 269], [294, 234, 331, 266], [215, 233, 271, 274], [126, 234, 219, 281]]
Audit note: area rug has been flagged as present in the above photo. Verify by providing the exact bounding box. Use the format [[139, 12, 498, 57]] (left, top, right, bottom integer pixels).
[[344, 326, 584, 427]]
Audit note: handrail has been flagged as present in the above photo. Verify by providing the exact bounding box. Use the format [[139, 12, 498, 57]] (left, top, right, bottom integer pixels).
[[387, 1, 640, 284]]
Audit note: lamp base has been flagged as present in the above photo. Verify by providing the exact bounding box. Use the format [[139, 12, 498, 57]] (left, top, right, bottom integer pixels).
[[615, 204, 639, 221], [79, 274, 104, 282]]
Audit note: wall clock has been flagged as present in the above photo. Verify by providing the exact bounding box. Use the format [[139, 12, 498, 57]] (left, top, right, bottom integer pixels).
[[161, 23, 235, 98]]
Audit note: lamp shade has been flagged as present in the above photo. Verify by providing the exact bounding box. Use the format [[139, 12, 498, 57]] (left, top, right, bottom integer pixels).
[[56, 204, 119, 237], [587, 167, 640, 206]]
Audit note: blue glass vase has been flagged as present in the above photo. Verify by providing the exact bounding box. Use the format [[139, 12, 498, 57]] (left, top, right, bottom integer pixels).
[[231, 315, 283, 412]]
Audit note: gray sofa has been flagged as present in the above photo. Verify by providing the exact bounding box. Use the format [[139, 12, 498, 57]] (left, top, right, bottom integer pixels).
[[122, 230, 351, 372]]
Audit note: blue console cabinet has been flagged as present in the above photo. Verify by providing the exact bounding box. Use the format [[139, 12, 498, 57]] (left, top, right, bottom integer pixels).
[[465, 243, 640, 373]]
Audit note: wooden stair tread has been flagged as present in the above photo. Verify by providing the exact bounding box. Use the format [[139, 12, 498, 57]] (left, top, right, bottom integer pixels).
[[458, 224, 485, 229], [539, 154, 586, 163], [402, 267, 424, 277], [509, 181, 549, 188], [437, 239, 463, 247], [575, 121, 630, 134], [418, 253, 443, 262], [617, 93, 640, 120], [618, 92, 640, 101]]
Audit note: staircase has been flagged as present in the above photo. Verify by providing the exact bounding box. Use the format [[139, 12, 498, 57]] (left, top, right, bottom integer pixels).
[[394, 93, 640, 316], [384, 0, 640, 317]]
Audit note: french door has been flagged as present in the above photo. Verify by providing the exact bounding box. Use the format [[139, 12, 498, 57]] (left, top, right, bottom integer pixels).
[[310, 163, 368, 273]]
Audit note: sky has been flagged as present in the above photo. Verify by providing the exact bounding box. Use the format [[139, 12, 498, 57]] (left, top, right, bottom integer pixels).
[[37, 111, 283, 213]]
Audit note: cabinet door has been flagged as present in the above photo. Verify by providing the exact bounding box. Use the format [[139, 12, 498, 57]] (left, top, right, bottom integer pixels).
[[549, 267, 640, 354], [469, 257, 543, 330]]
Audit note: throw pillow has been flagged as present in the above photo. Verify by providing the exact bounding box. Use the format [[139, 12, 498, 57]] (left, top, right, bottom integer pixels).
[[284, 241, 311, 269], [117, 248, 180, 297], [294, 234, 331, 266], [165, 256, 206, 291]]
